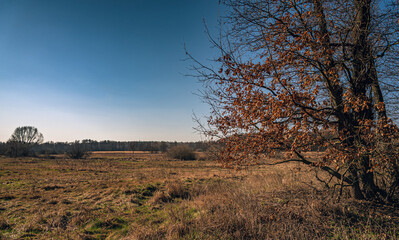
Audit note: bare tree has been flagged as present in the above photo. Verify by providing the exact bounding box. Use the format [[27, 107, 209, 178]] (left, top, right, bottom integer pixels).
[[6, 126, 44, 157]]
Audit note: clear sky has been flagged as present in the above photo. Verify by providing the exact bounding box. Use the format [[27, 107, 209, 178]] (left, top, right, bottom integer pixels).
[[0, 0, 221, 142]]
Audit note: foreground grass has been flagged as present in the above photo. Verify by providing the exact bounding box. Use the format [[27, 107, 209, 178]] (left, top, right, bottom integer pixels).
[[0, 152, 397, 239]]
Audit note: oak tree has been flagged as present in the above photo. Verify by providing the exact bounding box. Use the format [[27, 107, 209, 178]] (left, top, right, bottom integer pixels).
[[194, 0, 399, 202]]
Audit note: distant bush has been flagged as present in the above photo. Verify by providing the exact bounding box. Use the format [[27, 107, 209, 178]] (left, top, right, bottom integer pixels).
[[0, 142, 6, 156], [66, 141, 91, 159], [167, 145, 196, 160], [4, 141, 31, 157]]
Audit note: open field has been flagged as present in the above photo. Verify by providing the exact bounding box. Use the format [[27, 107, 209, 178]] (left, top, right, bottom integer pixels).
[[0, 152, 398, 239]]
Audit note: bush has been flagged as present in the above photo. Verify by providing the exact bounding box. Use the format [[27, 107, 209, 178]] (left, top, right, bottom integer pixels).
[[66, 141, 91, 159], [167, 145, 196, 160], [0, 142, 7, 156], [4, 141, 32, 157]]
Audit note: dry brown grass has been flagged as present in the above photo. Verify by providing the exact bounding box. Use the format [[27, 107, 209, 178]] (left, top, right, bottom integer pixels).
[[148, 191, 170, 205], [0, 152, 398, 239]]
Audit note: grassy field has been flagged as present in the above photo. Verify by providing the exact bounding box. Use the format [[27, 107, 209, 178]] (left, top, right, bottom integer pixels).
[[0, 152, 398, 239]]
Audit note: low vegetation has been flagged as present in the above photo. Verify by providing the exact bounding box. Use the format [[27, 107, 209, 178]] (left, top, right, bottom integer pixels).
[[0, 151, 397, 239], [66, 141, 91, 159], [167, 145, 196, 160]]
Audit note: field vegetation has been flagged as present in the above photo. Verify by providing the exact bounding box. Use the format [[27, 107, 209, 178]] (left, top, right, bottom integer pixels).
[[0, 151, 397, 239]]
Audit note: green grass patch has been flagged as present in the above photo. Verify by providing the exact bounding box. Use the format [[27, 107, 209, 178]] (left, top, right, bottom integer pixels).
[[84, 217, 129, 239]]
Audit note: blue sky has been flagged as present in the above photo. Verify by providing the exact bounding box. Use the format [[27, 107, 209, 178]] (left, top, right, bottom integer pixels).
[[0, 0, 221, 142]]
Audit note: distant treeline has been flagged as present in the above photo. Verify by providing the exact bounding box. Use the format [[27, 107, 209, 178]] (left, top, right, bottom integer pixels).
[[0, 140, 209, 155]]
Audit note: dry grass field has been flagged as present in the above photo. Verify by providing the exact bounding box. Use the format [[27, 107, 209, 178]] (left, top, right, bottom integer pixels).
[[0, 152, 398, 239]]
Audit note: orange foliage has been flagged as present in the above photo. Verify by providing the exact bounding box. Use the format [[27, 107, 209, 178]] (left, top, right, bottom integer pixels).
[[197, 0, 399, 201]]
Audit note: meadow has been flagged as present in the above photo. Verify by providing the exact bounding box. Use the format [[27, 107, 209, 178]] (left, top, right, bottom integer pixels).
[[0, 151, 398, 239]]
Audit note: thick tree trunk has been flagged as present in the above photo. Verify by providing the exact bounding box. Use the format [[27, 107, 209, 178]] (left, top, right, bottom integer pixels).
[[348, 0, 387, 200], [351, 185, 365, 200], [360, 154, 379, 198], [349, 167, 365, 200], [313, 0, 373, 200]]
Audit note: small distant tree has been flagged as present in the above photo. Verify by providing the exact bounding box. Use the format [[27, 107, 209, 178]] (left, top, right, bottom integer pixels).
[[160, 141, 168, 153], [132, 142, 139, 151], [66, 141, 91, 159], [133, 142, 140, 151], [5, 126, 43, 157], [0, 142, 6, 155]]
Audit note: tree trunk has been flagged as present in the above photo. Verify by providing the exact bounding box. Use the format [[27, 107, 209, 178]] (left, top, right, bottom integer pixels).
[[349, 167, 365, 200]]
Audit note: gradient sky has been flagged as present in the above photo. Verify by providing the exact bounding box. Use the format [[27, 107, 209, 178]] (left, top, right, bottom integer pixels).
[[0, 0, 222, 142]]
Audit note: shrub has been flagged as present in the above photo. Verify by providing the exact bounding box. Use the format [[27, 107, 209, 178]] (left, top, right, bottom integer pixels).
[[167, 145, 196, 160], [4, 141, 32, 157], [66, 141, 91, 159], [0, 142, 6, 156]]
